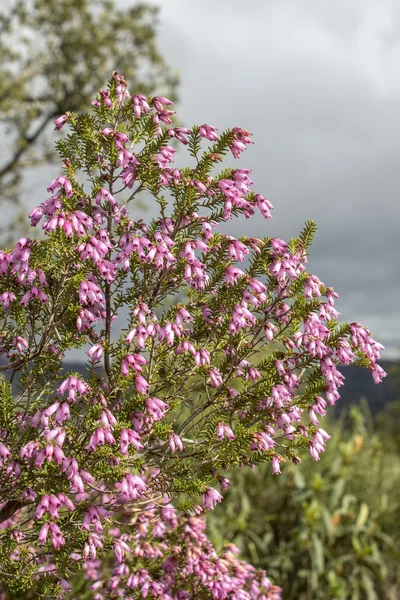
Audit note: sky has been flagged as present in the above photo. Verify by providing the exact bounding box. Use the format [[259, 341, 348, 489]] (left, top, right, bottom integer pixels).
[[135, 0, 400, 359], [21, 0, 400, 359]]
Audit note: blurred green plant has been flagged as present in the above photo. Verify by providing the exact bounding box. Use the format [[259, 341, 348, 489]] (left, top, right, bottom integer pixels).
[[208, 405, 400, 599], [0, 0, 179, 242], [375, 361, 400, 453]]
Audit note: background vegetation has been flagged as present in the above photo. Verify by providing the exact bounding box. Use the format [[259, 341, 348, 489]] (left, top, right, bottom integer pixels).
[[208, 398, 400, 600]]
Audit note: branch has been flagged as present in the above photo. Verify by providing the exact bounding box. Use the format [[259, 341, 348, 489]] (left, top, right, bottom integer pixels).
[[0, 500, 23, 525], [0, 111, 57, 179]]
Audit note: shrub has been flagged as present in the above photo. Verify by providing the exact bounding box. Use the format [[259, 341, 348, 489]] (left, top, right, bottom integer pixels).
[[0, 72, 385, 598]]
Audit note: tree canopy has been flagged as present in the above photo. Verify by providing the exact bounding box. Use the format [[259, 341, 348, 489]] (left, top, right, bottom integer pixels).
[[0, 0, 178, 241]]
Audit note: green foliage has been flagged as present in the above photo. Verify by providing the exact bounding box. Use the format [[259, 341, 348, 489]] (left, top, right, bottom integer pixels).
[[0, 378, 14, 430], [208, 407, 400, 599], [299, 219, 318, 251]]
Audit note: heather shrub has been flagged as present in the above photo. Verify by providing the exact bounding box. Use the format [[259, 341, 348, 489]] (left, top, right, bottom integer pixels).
[[0, 72, 385, 598]]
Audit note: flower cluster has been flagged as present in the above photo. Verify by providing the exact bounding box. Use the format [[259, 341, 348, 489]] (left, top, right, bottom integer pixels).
[[82, 503, 282, 600], [0, 72, 385, 597]]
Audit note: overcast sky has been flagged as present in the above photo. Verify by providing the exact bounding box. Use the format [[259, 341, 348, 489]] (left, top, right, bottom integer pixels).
[[23, 0, 400, 359], [136, 0, 400, 359]]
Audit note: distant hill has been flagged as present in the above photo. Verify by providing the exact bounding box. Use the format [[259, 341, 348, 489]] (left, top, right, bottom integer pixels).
[[0, 359, 93, 395], [1, 359, 399, 416], [336, 360, 399, 416]]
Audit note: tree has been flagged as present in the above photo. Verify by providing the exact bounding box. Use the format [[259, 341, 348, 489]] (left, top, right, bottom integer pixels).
[[0, 0, 179, 242], [0, 73, 385, 598]]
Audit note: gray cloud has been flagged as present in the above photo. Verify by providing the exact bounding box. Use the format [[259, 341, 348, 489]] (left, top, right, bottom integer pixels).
[[139, 0, 400, 356]]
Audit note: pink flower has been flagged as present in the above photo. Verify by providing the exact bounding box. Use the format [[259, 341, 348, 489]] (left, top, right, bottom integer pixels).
[[169, 127, 191, 145], [256, 193, 273, 219], [55, 403, 70, 424], [47, 176, 73, 198], [87, 428, 116, 451], [146, 397, 168, 420], [58, 376, 90, 402], [87, 343, 104, 363], [121, 353, 147, 375], [228, 239, 249, 262], [114, 539, 130, 563], [83, 532, 103, 560], [201, 487, 223, 510], [116, 474, 147, 501], [194, 348, 211, 366], [96, 187, 116, 206], [225, 265, 246, 286], [152, 95, 174, 110], [53, 114, 68, 131], [209, 367, 223, 388], [336, 339, 355, 364], [0, 443, 11, 459], [38, 523, 49, 545], [0, 291, 16, 310], [370, 364, 387, 384], [134, 375, 150, 395], [168, 433, 183, 452], [155, 145, 176, 168], [57, 493, 74, 511], [20, 286, 48, 306], [304, 275, 323, 299], [12, 336, 29, 354], [49, 522, 65, 550], [172, 169, 181, 186], [28, 206, 44, 226], [176, 307, 192, 326], [59, 579, 72, 593], [220, 477, 231, 492], [100, 89, 112, 108], [83, 506, 109, 532], [251, 432, 275, 452], [216, 423, 235, 441], [132, 94, 151, 117], [271, 455, 281, 475], [120, 429, 143, 454], [199, 124, 218, 141], [35, 494, 61, 519], [230, 304, 256, 333], [11, 237, 31, 262], [230, 127, 253, 158]]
